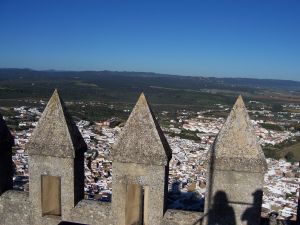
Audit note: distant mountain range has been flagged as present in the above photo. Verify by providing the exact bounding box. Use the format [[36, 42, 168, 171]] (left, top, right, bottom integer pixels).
[[1, 68, 299, 91], [0, 68, 299, 109]]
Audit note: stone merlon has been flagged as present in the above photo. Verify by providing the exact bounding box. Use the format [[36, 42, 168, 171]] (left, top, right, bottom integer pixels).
[[113, 93, 172, 166], [26, 89, 87, 158], [209, 95, 267, 172]]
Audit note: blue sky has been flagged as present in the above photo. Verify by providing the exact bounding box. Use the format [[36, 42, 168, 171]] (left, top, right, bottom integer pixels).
[[0, 0, 300, 80]]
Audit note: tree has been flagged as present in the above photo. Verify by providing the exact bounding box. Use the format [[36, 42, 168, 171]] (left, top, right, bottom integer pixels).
[[285, 152, 295, 162], [272, 104, 283, 112]]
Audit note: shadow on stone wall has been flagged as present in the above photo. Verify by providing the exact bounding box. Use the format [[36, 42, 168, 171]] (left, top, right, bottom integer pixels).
[[241, 190, 263, 225], [167, 181, 204, 212], [189, 189, 297, 225], [206, 191, 236, 225]]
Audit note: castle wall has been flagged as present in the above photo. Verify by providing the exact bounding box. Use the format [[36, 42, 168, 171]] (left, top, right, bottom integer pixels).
[[163, 209, 204, 225], [0, 93, 271, 225], [69, 199, 112, 225], [27, 155, 113, 225], [205, 170, 264, 225], [112, 162, 168, 225], [74, 152, 85, 206], [0, 190, 30, 225], [29, 155, 75, 225], [0, 188, 112, 225], [0, 150, 13, 195]]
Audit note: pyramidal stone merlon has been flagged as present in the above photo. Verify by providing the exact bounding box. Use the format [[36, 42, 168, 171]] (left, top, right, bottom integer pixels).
[[210, 95, 267, 172], [27, 89, 86, 158], [205, 95, 267, 225], [113, 93, 171, 165]]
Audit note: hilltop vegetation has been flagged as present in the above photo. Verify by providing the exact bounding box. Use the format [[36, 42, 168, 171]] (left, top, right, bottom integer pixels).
[[0, 68, 300, 112]]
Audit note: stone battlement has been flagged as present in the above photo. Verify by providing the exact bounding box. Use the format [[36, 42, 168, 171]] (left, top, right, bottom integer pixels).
[[0, 90, 271, 225]]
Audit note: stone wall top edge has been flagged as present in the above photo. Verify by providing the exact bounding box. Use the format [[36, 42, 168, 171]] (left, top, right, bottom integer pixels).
[[0, 189, 29, 201]]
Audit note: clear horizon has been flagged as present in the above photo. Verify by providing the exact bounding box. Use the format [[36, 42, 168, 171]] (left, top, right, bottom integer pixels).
[[0, 1, 300, 81], [3, 67, 300, 82]]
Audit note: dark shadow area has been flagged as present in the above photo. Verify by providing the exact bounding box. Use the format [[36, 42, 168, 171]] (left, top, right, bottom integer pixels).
[[207, 191, 236, 225], [13, 175, 29, 191], [259, 217, 270, 225], [264, 212, 298, 225], [241, 190, 263, 225], [58, 222, 88, 225], [0, 113, 14, 194], [297, 178, 300, 224], [189, 188, 298, 225], [84, 186, 112, 202], [167, 181, 204, 212]]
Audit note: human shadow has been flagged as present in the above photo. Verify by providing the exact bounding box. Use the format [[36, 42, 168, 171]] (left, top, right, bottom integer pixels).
[[167, 181, 204, 212], [207, 191, 236, 225], [241, 190, 263, 225]]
